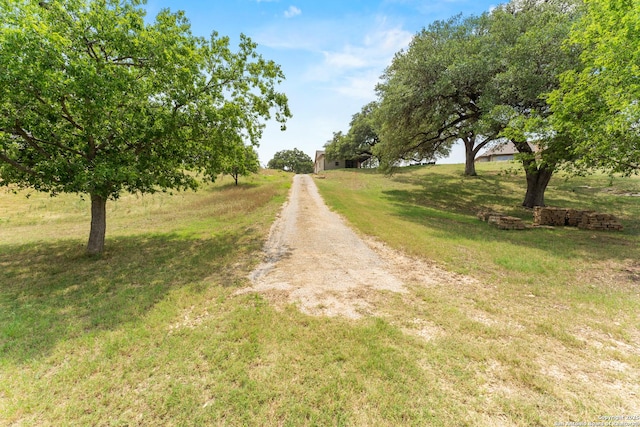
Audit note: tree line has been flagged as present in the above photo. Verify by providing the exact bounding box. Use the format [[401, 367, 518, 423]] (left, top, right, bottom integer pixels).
[[1, 0, 638, 255], [324, 0, 639, 208]]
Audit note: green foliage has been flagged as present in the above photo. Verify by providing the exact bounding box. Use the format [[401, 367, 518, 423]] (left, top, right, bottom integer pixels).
[[488, 0, 582, 141], [0, 0, 290, 252], [479, 0, 584, 207], [548, 0, 640, 174], [324, 131, 348, 161], [325, 102, 379, 164], [220, 144, 260, 185], [267, 148, 313, 174], [373, 3, 577, 171], [374, 0, 581, 204], [374, 14, 481, 170]]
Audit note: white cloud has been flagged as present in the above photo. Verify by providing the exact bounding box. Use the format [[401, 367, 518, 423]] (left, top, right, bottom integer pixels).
[[306, 24, 410, 69], [364, 25, 413, 53], [303, 19, 413, 100], [284, 6, 301, 18], [333, 70, 382, 100], [323, 50, 368, 69]]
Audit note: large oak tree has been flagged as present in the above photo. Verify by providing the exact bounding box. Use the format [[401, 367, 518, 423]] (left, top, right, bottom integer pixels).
[[0, 0, 290, 254], [267, 148, 313, 174], [374, 0, 581, 207], [374, 14, 502, 176], [487, 0, 582, 207]]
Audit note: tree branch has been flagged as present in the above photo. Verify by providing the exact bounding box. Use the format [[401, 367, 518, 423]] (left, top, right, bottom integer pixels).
[[87, 135, 97, 161], [471, 133, 499, 157], [83, 36, 100, 61], [0, 151, 39, 177], [111, 56, 149, 67], [110, 60, 147, 68], [13, 121, 52, 159], [9, 116, 86, 159], [99, 43, 110, 62], [407, 111, 479, 154], [60, 97, 85, 131], [32, 134, 86, 158], [171, 76, 233, 114]]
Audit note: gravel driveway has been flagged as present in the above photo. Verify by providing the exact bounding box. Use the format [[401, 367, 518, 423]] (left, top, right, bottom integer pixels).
[[240, 174, 471, 318]]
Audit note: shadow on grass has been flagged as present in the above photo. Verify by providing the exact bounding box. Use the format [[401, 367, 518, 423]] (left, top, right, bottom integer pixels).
[[384, 176, 521, 217], [0, 230, 259, 364], [382, 171, 639, 263], [216, 181, 261, 191], [389, 166, 640, 220]]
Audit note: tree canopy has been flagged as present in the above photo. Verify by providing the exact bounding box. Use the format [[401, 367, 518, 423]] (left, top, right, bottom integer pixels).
[[485, 0, 582, 207], [324, 102, 380, 165], [267, 148, 313, 174], [0, 0, 290, 254], [548, 0, 640, 175], [374, 15, 474, 171], [373, 0, 581, 206], [220, 144, 260, 186]]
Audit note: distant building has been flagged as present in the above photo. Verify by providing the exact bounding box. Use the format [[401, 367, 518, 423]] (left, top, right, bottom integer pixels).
[[313, 150, 362, 174], [475, 141, 537, 162]]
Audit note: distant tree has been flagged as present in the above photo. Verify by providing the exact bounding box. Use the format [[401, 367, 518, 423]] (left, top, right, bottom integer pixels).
[[325, 102, 380, 165], [324, 131, 347, 161], [0, 0, 290, 255], [548, 0, 640, 175], [221, 144, 260, 185], [267, 148, 313, 174]]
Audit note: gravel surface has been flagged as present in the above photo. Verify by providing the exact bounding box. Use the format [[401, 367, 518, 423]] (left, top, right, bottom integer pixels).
[[239, 174, 473, 318]]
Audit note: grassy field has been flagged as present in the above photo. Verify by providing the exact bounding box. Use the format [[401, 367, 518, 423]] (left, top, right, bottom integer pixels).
[[315, 163, 640, 423], [1, 164, 639, 425]]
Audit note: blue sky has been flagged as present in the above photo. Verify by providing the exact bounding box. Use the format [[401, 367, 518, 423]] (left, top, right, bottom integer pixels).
[[144, 0, 500, 165]]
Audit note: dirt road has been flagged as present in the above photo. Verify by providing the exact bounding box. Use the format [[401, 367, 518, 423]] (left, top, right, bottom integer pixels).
[[240, 174, 471, 318]]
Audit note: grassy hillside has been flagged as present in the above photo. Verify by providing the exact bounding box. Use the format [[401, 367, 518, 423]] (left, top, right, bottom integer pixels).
[[315, 162, 640, 423], [315, 162, 639, 274], [1, 164, 639, 425]]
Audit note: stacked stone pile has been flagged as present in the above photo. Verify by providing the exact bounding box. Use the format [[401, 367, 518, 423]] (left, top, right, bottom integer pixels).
[[480, 207, 623, 231], [578, 213, 624, 231], [477, 211, 503, 222], [533, 206, 623, 231], [533, 207, 568, 226], [494, 216, 526, 230], [478, 211, 526, 230], [566, 209, 594, 227]]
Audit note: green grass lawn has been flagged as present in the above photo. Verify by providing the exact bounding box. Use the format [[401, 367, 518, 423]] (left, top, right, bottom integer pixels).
[[1, 164, 639, 426]]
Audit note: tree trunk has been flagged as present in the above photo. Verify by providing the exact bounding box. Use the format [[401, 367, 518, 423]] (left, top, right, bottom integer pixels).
[[462, 134, 494, 177], [462, 136, 477, 176], [87, 194, 107, 255], [521, 162, 554, 208], [464, 146, 477, 176], [512, 139, 555, 208]]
